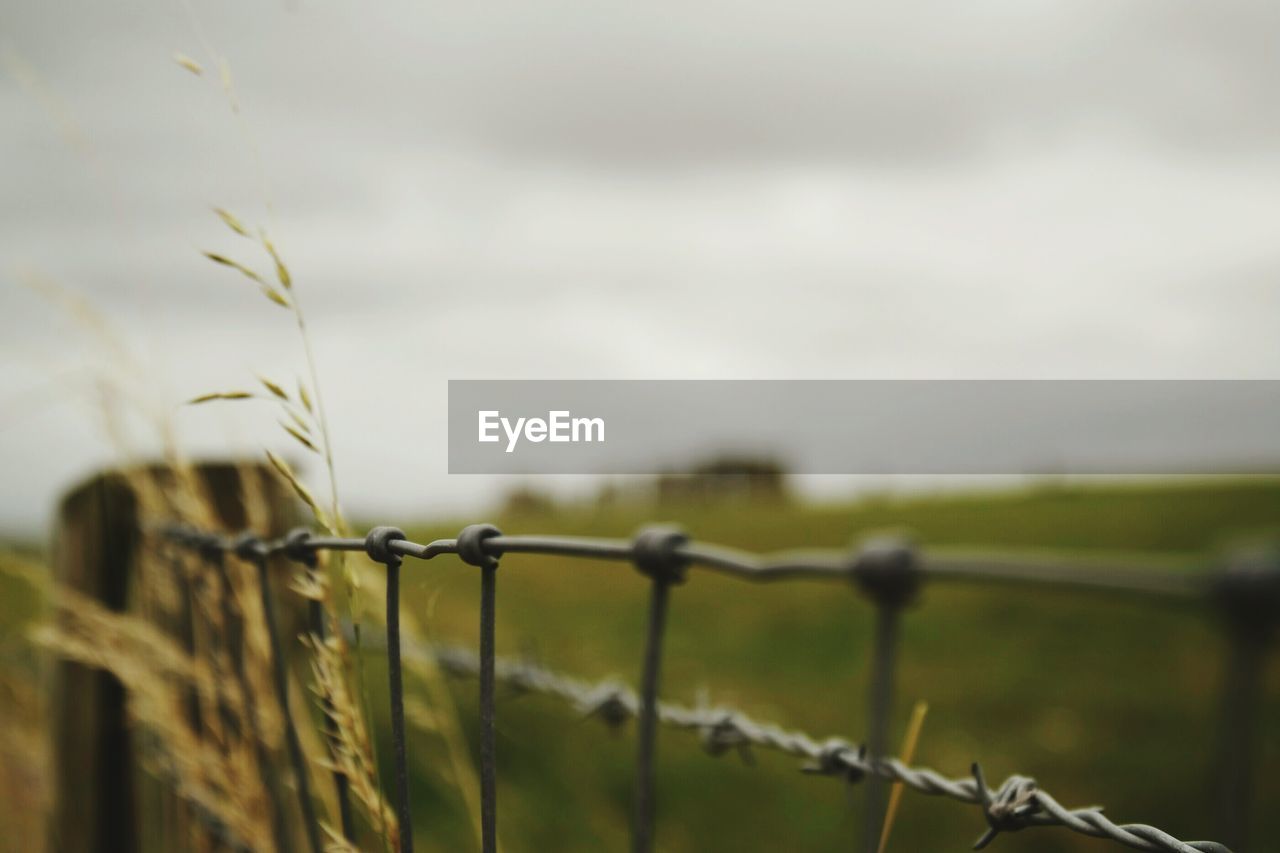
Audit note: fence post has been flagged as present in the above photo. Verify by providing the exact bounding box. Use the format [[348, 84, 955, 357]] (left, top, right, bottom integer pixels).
[[50, 473, 140, 853], [50, 463, 298, 853], [1209, 548, 1280, 851], [630, 527, 691, 853], [851, 538, 921, 853]]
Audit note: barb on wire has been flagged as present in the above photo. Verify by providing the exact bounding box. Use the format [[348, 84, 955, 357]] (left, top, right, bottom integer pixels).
[[399, 640, 1233, 853]]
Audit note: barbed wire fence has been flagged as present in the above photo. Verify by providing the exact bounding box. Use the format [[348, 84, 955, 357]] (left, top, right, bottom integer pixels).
[[150, 521, 1280, 853]]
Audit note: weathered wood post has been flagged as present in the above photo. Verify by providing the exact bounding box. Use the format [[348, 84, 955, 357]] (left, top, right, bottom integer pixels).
[[49, 462, 299, 853], [50, 472, 139, 853]]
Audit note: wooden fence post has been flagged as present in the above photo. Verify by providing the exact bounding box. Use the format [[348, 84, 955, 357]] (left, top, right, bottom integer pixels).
[[50, 473, 139, 853], [49, 462, 298, 853]]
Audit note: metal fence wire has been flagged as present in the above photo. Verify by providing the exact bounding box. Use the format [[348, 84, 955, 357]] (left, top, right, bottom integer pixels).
[[154, 522, 1280, 853]]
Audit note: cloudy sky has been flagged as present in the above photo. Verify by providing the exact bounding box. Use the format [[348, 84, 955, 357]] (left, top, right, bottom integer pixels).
[[3, 0, 1279, 532]]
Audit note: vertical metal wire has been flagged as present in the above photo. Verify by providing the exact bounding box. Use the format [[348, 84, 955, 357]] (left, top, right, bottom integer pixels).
[[863, 602, 899, 853], [456, 523, 505, 853], [479, 562, 499, 853], [629, 526, 688, 853], [308, 595, 356, 842], [219, 556, 290, 853], [286, 528, 356, 845], [251, 550, 324, 853], [365, 525, 415, 853], [633, 577, 671, 853], [385, 553, 415, 853], [851, 538, 918, 853], [172, 545, 203, 734]]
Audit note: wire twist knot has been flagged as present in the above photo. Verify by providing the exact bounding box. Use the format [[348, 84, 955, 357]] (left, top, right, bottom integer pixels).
[[699, 712, 755, 764], [851, 537, 921, 608], [181, 527, 225, 561], [232, 531, 267, 561], [282, 527, 318, 567], [632, 526, 690, 584], [364, 526, 406, 565], [577, 683, 634, 729], [802, 739, 866, 784], [457, 524, 502, 569]]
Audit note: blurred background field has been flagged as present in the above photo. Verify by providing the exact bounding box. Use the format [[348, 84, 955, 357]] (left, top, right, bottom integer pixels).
[[4, 476, 1280, 851]]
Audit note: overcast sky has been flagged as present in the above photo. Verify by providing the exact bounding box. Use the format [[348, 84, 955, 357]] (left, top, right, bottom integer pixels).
[[3, 0, 1279, 533]]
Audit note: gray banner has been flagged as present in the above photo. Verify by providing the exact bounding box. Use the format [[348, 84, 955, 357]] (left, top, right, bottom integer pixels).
[[447, 380, 1280, 475]]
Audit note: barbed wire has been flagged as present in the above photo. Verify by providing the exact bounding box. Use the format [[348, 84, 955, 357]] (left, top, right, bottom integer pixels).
[[382, 637, 1229, 853], [149, 522, 1270, 853]]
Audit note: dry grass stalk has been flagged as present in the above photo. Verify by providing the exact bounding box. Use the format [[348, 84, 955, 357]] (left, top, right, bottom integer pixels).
[[322, 825, 364, 853], [298, 570, 400, 850], [31, 586, 275, 848], [16, 187, 353, 849], [304, 627, 400, 847], [173, 52, 204, 76], [188, 210, 418, 849]]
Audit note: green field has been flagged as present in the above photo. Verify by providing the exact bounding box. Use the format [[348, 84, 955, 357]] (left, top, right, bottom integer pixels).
[[370, 478, 1280, 852]]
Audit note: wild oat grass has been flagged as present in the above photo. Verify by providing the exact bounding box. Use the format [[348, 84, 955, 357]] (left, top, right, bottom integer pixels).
[[12, 254, 420, 850], [2, 38, 480, 852], [31, 584, 272, 847], [179, 186, 485, 850]]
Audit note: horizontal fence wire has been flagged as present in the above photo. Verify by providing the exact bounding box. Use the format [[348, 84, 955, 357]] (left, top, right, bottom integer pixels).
[[147, 522, 1268, 853], [197, 529, 1212, 600]]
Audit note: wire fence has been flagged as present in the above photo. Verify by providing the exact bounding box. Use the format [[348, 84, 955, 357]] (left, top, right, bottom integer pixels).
[[152, 522, 1280, 853]]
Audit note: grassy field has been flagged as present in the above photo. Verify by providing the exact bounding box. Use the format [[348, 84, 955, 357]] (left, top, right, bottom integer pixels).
[[4, 477, 1279, 852], [371, 478, 1280, 852]]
